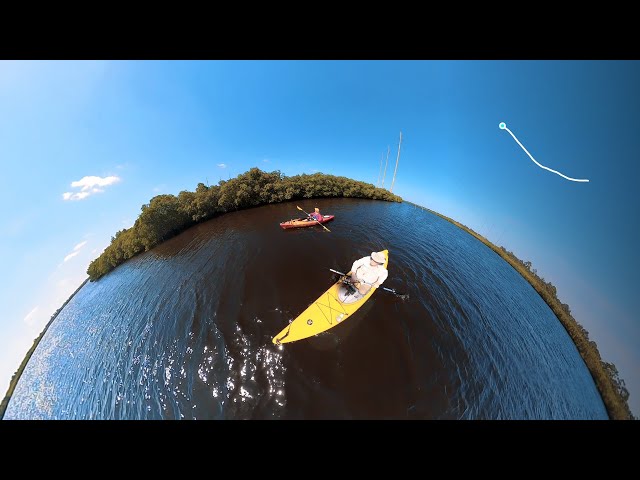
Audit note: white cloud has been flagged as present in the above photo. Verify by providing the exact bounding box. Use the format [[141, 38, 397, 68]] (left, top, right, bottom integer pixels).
[[63, 251, 80, 263], [23, 307, 39, 327], [63, 175, 121, 201], [63, 191, 90, 201], [72, 175, 120, 191], [62, 240, 88, 263], [217, 163, 227, 168], [263, 158, 270, 163], [73, 241, 87, 251]]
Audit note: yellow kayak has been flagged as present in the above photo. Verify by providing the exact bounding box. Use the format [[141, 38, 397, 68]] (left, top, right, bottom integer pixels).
[[272, 250, 389, 344]]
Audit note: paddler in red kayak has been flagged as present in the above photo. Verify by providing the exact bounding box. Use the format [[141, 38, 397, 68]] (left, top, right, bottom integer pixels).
[[306, 207, 323, 222]]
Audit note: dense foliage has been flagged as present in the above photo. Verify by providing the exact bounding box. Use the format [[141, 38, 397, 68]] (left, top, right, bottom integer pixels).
[[87, 168, 402, 280]]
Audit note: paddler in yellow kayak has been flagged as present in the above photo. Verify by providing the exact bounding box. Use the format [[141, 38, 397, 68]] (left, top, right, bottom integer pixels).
[[341, 250, 389, 300]]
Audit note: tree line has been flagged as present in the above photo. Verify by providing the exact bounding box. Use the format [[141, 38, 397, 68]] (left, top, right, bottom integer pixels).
[[87, 168, 402, 280]]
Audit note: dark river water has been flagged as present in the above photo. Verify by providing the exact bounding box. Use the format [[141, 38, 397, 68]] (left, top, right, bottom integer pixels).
[[5, 198, 608, 419]]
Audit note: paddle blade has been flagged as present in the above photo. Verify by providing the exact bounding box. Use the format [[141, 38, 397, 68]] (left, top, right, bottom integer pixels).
[[381, 287, 409, 300]]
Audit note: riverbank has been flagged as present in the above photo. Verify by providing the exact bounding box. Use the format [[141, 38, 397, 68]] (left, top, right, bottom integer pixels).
[[0, 278, 89, 419], [88, 168, 402, 281], [405, 201, 633, 420], [4, 197, 631, 419]]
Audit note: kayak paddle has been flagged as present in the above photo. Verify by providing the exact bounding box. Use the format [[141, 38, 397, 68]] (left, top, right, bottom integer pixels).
[[329, 268, 409, 300], [296, 205, 331, 232]]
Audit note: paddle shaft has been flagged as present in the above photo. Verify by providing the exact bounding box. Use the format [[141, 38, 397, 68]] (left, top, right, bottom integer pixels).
[[296, 205, 331, 232], [329, 268, 404, 296]]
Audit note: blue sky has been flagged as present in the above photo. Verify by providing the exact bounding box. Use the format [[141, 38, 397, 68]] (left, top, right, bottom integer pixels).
[[1, 60, 638, 416]]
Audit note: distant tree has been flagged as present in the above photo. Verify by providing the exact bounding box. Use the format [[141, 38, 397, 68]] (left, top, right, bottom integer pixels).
[[602, 362, 630, 403], [136, 194, 192, 250]]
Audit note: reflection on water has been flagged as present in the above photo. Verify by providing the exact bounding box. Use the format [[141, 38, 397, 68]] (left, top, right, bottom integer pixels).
[[5, 199, 607, 419]]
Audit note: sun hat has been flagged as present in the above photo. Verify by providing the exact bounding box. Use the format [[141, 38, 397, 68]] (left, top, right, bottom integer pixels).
[[371, 251, 385, 264]]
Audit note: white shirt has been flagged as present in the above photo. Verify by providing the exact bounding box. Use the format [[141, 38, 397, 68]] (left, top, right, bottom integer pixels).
[[351, 256, 388, 288]]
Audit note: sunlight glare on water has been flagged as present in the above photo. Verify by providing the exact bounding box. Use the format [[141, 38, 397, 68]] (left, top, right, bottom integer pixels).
[[4, 199, 607, 419]]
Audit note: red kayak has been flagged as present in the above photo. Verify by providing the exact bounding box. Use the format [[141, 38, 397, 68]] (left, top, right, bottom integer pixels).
[[280, 215, 335, 229]]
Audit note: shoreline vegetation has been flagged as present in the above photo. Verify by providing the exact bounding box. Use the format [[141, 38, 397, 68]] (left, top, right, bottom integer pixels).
[[2, 168, 631, 419], [405, 201, 633, 420], [87, 168, 402, 281], [2, 169, 400, 419], [0, 278, 89, 419]]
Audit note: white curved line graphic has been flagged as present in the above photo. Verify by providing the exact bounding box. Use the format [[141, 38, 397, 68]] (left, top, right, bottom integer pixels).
[[499, 122, 589, 183]]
